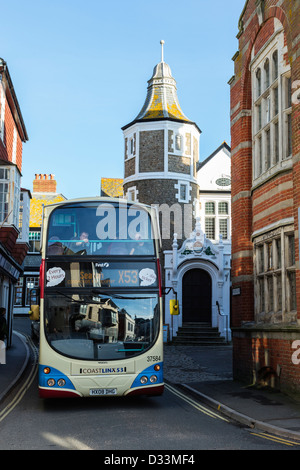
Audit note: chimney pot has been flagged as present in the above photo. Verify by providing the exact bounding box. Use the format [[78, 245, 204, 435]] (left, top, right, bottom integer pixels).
[[33, 173, 57, 193]]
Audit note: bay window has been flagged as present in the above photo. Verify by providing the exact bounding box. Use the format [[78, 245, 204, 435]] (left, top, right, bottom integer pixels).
[[0, 165, 21, 227]]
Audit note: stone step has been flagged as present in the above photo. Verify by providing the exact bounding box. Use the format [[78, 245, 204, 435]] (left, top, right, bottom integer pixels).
[[178, 325, 218, 330], [172, 339, 225, 345], [176, 331, 222, 337], [172, 322, 225, 345]]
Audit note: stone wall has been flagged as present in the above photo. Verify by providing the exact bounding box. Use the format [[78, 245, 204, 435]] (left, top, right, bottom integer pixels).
[[139, 130, 164, 173]]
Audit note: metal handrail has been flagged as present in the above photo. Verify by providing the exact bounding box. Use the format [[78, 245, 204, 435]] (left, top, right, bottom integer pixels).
[[216, 301, 229, 343]]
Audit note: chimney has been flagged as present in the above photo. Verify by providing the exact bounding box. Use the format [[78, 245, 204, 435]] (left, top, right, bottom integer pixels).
[[33, 174, 57, 193]]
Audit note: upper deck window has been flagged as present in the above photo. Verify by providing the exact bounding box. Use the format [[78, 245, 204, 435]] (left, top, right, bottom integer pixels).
[[46, 202, 155, 257]]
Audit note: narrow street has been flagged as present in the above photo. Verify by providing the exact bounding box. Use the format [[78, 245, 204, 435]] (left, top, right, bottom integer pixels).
[[0, 317, 299, 452], [1, 2, 300, 457]]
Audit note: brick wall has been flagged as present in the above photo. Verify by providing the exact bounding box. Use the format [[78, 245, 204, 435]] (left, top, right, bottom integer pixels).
[[0, 89, 23, 173], [233, 328, 300, 395], [252, 174, 294, 232], [33, 174, 57, 193], [0, 64, 29, 272], [230, 0, 300, 393]]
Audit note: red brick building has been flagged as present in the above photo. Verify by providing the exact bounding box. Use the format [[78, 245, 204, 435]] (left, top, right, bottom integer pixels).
[[230, 0, 300, 394], [0, 58, 29, 346]]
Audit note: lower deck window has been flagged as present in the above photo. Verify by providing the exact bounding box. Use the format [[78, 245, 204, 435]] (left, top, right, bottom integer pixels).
[[44, 292, 159, 361]]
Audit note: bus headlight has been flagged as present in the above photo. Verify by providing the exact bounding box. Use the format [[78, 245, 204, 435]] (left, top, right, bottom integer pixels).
[[57, 379, 66, 387], [47, 378, 55, 387], [150, 375, 158, 383], [140, 376, 148, 384]]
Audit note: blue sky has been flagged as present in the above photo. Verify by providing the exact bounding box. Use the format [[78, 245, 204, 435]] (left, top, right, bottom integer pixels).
[[1, 0, 245, 199]]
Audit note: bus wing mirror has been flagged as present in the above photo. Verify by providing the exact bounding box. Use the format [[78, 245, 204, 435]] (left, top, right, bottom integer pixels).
[[28, 288, 40, 320], [29, 304, 40, 321], [170, 299, 179, 315]]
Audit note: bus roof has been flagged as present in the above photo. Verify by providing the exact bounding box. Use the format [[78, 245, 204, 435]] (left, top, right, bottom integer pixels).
[[42, 197, 154, 210]]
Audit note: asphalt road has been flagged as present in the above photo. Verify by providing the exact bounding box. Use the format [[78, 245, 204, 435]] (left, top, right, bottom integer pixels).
[[0, 316, 298, 452]]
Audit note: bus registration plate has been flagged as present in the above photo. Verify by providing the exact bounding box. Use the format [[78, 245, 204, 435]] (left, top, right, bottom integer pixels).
[[90, 388, 117, 396]]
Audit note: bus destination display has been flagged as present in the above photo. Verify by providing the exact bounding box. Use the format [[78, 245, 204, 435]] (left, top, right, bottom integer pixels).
[[45, 262, 157, 289]]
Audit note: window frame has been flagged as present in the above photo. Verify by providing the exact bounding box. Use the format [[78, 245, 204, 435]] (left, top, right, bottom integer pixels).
[[176, 181, 190, 203], [126, 133, 136, 160], [203, 199, 230, 241], [254, 226, 296, 324], [0, 165, 21, 227], [251, 29, 292, 184], [28, 230, 41, 253], [126, 185, 138, 202]]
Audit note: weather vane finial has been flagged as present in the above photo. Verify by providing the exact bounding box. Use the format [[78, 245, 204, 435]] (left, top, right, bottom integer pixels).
[[160, 40, 165, 62]]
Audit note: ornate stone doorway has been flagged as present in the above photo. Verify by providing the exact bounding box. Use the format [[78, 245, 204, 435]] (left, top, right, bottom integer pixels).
[[182, 268, 212, 323]]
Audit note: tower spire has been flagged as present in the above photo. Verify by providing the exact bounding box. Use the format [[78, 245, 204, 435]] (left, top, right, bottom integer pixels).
[[160, 40, 165, 62], [132, 40, 192, 122], [122, 41, 200, 130]]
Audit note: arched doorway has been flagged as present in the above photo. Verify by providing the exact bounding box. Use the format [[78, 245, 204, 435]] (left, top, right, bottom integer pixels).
[[182, 269, 212, 323]]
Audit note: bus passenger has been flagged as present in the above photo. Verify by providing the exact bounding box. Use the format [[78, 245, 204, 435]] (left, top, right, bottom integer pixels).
[[48, 236, 64, 255], [129, 234, 151, 255], [69, 231, 90, 254]]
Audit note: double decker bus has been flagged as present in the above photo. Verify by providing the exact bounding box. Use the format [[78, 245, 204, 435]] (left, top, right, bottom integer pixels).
[[34, 198, 163, 398]]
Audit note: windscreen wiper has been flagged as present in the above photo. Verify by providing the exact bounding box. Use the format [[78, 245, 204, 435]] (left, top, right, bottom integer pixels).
[[91, 289, 154, 300], [54, 291, 107, 304]]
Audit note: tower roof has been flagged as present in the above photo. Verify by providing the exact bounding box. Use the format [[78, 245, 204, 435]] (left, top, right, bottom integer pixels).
[[122, 41, 201, 132]]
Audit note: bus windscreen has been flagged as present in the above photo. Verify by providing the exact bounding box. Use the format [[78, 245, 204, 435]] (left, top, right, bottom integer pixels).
[[46, 202, 155, 257], [43, 201, 160, 362], [44, 292, 159, 361]]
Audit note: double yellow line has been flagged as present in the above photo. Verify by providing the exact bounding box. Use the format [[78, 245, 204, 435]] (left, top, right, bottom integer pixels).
[[165, 382, 229, 421], [166, 383, 300, 447], [0, 334, 38, 423], [250, 431, 300, 447]]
